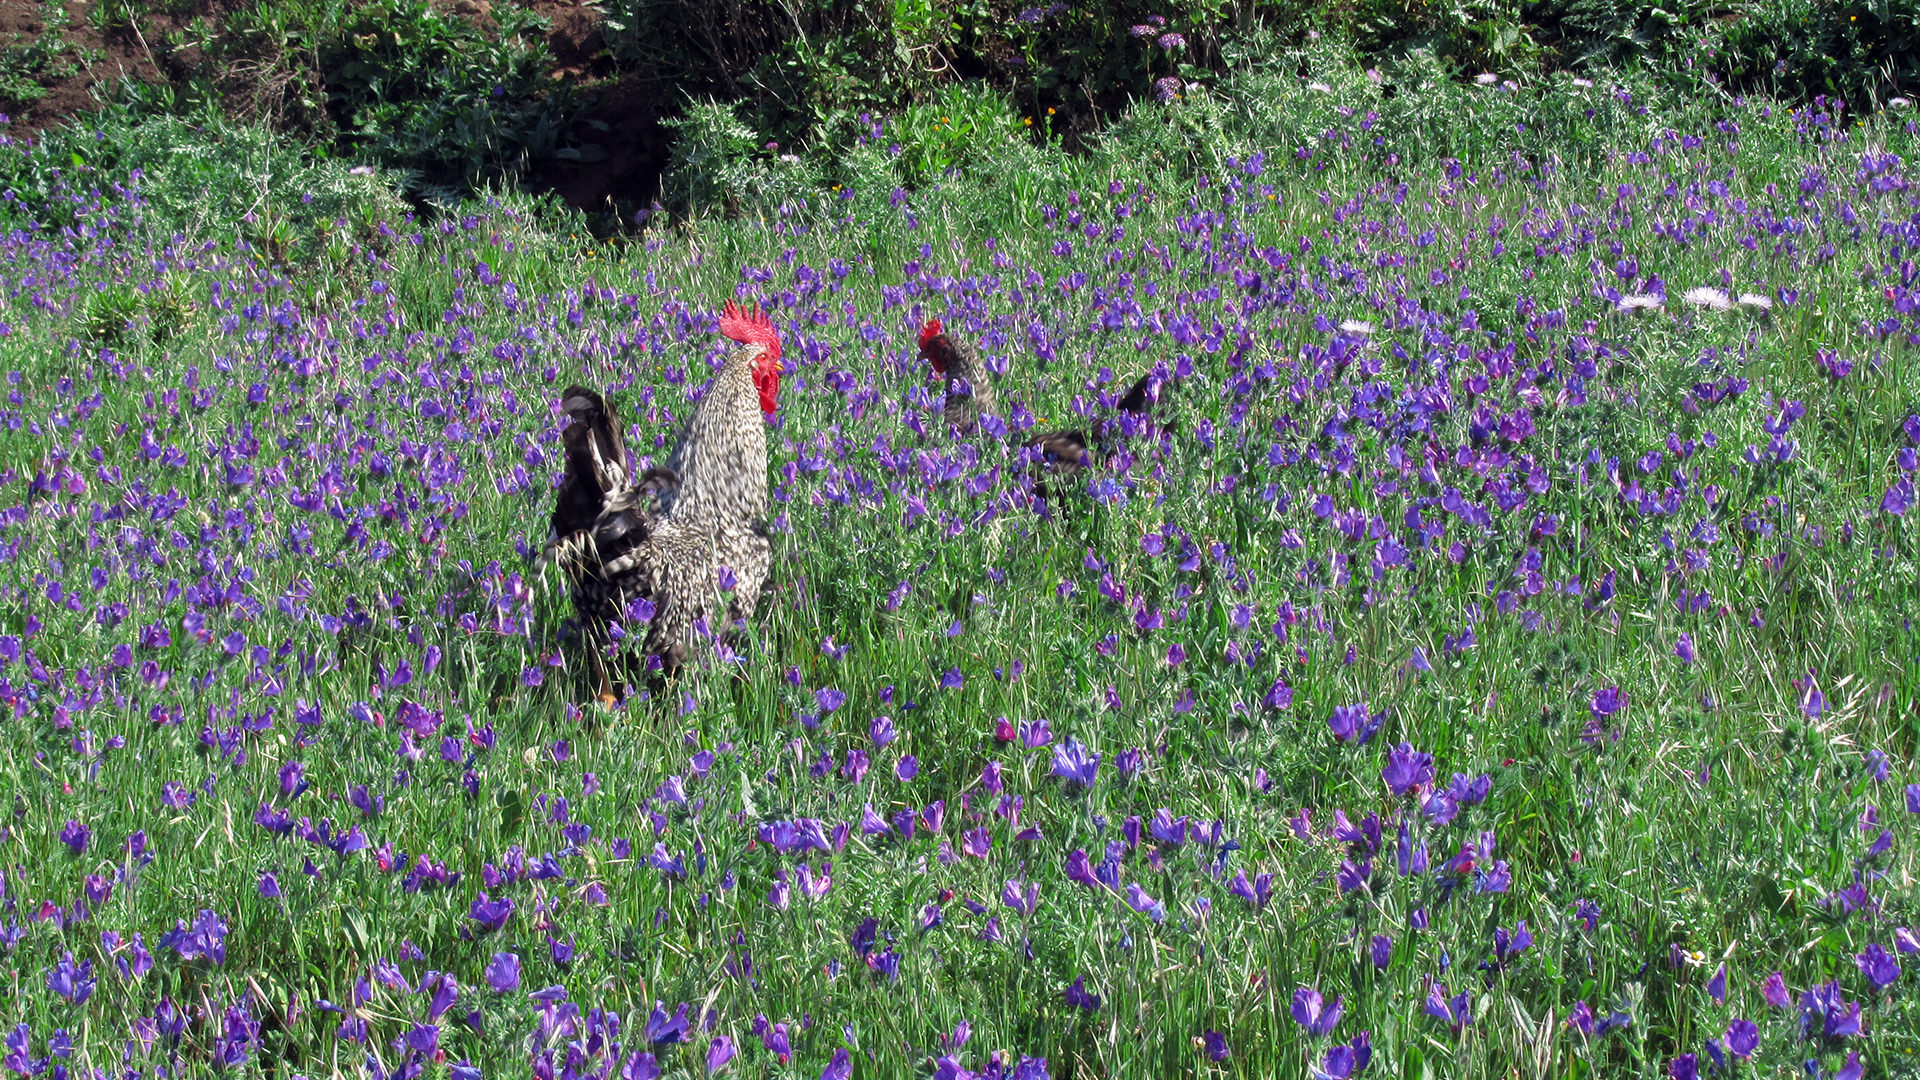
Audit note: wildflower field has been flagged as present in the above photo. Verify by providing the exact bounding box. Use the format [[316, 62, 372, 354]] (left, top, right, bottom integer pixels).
[[0, 69, 1917, 1080]]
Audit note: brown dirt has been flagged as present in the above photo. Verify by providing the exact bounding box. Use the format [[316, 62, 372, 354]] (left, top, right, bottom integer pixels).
[[0, 0, 163, 130], [516, 0, 673, 224]]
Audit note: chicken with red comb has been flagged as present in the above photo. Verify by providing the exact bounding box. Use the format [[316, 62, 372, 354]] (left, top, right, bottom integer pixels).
[[546, 301, 784, 689]]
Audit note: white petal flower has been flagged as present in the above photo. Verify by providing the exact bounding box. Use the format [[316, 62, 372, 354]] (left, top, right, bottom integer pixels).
[[1681, 287, 1733, 312]]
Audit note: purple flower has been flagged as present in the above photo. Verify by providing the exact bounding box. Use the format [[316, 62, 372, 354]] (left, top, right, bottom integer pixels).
[[1051, 738, 1100, 787], [1201, 1030, 1228, 1061], [1153, 77, 1184, 102], [485, 952, 520, 993], [1725, 1018, 1758, 1059], [1674, 634, 1696, 666], [1856, 942, 1900, 988], [161, 909, 228, 966], [1381, 743, 1434, 797], [466, 892, 514, 933], [1491, 922, 1532, 967], [1800, 981, 1863, 1038], [1423, 982, 1471, 1032], [1708, 963, 1727, 1004], [1370, 934, 1393, 970], [47, 951, 95, 1004], [1337, 858, 1371, 893], [646, 1001, 691, 1045], [1315, 1034, 1371, 1080], [1126, 883, 1166, 923], [59, 820, 90, 856], [706, 1035, 736, 1073], [820, 1049, 852, 1080], [1668, 1053, 1697, 1080], [1328, 703, 1382, 744], [1227, 869, 1273, 911], [1590, 686, 1624, 720], [1064, 976, 1101, 1010], [1762, 971, 1790, 1008], [1290, 987, 1344, 1036]]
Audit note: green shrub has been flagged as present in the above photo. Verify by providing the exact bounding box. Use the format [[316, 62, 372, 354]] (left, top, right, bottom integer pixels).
[[0, 108, 409, 258], [660, 99, 827, 214], [1713, 0, 1920, 105]]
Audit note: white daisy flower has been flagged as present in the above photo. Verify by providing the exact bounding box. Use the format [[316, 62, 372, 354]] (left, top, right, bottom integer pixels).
[[1737, 292, 1774, 311], [1616, 294, 1663, 312], [1681, 287, 1734, 311], [1337, 319, 1374, 335], [1308, 81, 1333, 93], [1475, 73, 1499, 86]]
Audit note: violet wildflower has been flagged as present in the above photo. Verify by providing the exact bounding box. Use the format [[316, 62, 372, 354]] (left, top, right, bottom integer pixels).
[[1051, 738, 1100, 787], [1762, 972, 1791, 1008], [1382, 743, 1434, 796], [1726, 1019, 1759, 1059], [485, 952, 520, 993], [46, 952, 94, 1004], [1423, 982, 1471, 1033], [1287, 987, 1342, 1037], [1856, 942, 1900, 988], [1200, 1030, 1228, 1061], [1590, 686, 1624, 721], [58, 820, 90, 856]]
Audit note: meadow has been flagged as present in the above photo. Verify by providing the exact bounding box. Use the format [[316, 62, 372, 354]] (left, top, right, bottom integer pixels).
[[0, 57, 1917, 1080]]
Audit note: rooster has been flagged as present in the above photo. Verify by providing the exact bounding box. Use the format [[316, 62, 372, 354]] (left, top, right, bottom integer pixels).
[[547, 301, 782, 682], [917, 318, 1172, 504]]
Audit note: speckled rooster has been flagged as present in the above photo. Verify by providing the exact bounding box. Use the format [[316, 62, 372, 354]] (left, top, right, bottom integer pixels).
[[547, 301, 782, 681], [918, 317, 1172, 500]]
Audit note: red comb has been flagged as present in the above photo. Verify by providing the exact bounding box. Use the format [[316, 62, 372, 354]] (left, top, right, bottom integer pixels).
[[918, 318, 944, 348], [720, 300, 781, 360]]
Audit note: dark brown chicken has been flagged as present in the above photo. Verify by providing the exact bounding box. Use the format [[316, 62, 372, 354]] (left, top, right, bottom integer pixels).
[[546, 301, 782, 680]]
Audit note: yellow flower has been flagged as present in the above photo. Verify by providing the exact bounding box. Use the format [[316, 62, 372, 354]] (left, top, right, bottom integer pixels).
[[1047, 107, 1056, 115]]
